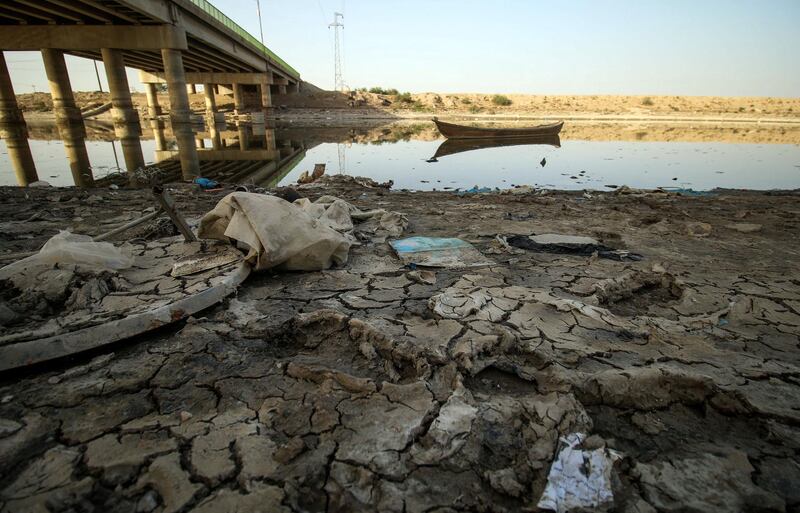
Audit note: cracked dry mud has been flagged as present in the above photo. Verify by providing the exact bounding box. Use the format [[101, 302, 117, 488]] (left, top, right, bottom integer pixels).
[[1, 179, 799, 512]]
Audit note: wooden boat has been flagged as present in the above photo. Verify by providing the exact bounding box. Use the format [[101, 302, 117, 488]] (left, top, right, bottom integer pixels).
[[433, 117, 564, 139], [429, 134, 560, 161]]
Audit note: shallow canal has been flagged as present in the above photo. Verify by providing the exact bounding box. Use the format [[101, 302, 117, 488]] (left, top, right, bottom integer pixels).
[[2, 120, 799, 191]]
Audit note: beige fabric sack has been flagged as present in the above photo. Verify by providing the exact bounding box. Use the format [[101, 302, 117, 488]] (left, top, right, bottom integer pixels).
[[198, 193, 351, 271]]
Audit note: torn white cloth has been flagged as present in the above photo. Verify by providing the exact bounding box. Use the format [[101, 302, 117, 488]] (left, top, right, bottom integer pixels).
[[537, 433, 621, 513], [198, 193, 351, 271], [297, 195, 408, 238]]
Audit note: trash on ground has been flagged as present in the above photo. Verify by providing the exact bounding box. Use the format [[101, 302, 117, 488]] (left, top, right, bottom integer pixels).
[[537, 433, 621, 513], [390, 237, 493, 268], [297, 163, 326, 184], [458, 185, 495, 195], [170, 244, 243, 277], [295, 195, 408, 242], [193, 177, 219, 190], [198, 192, 351, 271], [0, 231, 133, 283], [506, 233, 643, 261]]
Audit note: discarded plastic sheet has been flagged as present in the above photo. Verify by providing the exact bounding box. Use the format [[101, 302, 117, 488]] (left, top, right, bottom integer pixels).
[[198, 193, 351, 271], [390, 237, 493, 269], [0, 230, 133, 284], [537, 433, 621, 513], [506, 233, 643, 261], [194, 177, 219, 190], [171, 245, 243, 277]]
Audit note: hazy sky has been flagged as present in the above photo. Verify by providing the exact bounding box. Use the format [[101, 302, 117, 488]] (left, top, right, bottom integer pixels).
[[5, 0, 800, 96]]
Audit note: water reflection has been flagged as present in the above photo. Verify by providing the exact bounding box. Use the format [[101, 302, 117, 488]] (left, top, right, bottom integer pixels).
[[0, 118, 305, 188], [429, 134, 561, 161], [2, 120, 799, 191]]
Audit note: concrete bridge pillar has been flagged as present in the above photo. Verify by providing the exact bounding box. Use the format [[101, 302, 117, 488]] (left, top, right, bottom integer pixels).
[[41, 49, 82, 125], [115, 123, 145, 174], [186, 84, 196, 95], [161, 49, 192, 124], [144, 83, 162, 118], [174, 125, 201, 180], [1, 123, 38, 186], [0, 52, 25, 125], [59, 123, 94, 187], [278, 85, 287, 95], [161, 48, 199, 179], [150, 119, 167, 151], [237, 121, 251, 151], [260, 80, 272, 110], [265, 128, 276, 151], [232, 83, 246, 114], [203, 83, 217, 114], [209, 122, 222, 150], [101, 48, 139, 126]]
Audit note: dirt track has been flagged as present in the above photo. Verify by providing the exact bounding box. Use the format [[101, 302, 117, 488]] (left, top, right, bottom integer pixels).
[[1, 178, 799, 512]]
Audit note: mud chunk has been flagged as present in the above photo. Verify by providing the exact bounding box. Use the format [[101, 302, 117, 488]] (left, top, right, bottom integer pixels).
[[686, 222, 712, 237], [580, 367, 715, 410], [727, 223, 762, 233], [135, 453, 201, 513], [633, 451, 784, 513], [193, 483, 290, 513], [84, 431, 178, 485]]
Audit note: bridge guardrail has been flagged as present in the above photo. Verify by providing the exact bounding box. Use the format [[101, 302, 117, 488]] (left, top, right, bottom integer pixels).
[[187, 0, 300, 79]]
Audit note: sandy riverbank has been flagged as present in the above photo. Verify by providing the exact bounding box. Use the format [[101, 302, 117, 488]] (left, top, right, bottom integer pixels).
[[0, 177, 799, 511], [14, 90, 800, 125]]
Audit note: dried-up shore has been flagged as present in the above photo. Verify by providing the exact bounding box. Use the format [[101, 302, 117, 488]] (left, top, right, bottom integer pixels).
[[1, 178, 799, 512]]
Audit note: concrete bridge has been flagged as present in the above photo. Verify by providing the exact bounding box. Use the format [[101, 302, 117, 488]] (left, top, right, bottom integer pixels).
[[0, 0, 302, 184]]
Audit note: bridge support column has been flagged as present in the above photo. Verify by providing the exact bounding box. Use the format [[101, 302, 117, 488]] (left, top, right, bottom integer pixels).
[[187, 84, 196, 95], [41, 49, 82, 125], [150, 119, 167, 151], [60, 123, 94, 187], [232, 83, 246, 114], [161, 48, 199, 179], [260, 80, 272, 110], [1, 123, 38, 186], [237, 122, 251, 151], [144, 83, 162, 118], [278, 85, 287, 95], [203, 83, 216, 114], [174, 125, 201, 180], [101, 48, 139, 126], [115, 123, 145, 174], [0, 52, 25, 125]]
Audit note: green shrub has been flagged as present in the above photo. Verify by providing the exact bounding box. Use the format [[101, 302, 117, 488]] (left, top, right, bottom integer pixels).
[[468, 105, 483, 114], [368, 87, 400, 95], [491, 94, 512, 106], [396, 92, 414, 104], [461, 97, 472, 105], [641, 97, 654, 106]]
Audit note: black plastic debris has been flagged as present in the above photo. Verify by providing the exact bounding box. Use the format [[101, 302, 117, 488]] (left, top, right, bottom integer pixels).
[[506, 233, 644, 261]]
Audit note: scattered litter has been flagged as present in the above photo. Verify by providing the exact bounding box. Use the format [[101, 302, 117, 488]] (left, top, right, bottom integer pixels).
[[458, 186, 495, 195], [390, 237, 493, 269], [0, 231, 133, 281], [27, 181, 52, 188], [171, 245, 243, 277], [198, 193, 351, 271], [537, 433, 621, 513], [504, 212, 536, 221], [659, 187, 716, 197], [506, 233, 643, 261], [726, 223, 762, 233], [194, 177, 219, 190]]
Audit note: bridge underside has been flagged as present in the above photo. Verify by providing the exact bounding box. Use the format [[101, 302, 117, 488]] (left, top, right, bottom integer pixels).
[[0, 0, 299, 83], [0, 0, 303, 182]]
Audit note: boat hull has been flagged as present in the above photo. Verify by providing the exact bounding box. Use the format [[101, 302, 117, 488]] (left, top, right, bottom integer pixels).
[[433, 119, 564, 139]]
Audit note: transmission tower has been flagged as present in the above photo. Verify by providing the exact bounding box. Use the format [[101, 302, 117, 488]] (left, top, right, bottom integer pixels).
[[329, 12, 345, 91]]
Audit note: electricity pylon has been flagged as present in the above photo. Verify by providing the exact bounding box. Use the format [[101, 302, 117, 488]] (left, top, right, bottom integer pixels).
[[328, 12, 344, 91]]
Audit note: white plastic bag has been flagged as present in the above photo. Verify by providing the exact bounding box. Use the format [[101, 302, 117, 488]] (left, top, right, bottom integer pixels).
[[0, 231, 134, 282]]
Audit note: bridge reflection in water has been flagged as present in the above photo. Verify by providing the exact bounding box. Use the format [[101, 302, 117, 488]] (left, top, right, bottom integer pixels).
[[2, 119, 307, 189]]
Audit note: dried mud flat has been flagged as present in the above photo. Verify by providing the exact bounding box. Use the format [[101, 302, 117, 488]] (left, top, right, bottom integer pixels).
[[1, 179, 800, 512]]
